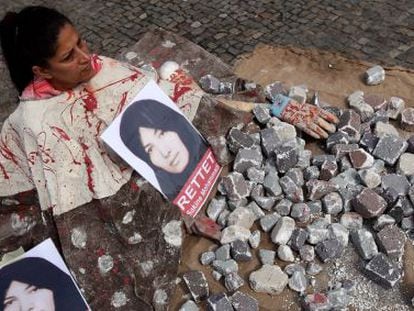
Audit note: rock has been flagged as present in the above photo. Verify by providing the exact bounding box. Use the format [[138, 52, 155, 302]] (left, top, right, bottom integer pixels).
[[289, 228, 309, 251], [212, 259, 238, 275], [274, 199, 292, 216], [227, 207, 256, 229], [349, 148, 374, 169], [322, 192, 343, 215], [364, 94, 388, 111], [207, 197, 227, 221], [387, 97, 405, 120], [319, 160, 338, 181], [200, 251, 216, 265], [221, 172, 250, 201], [308, 201, 323, 214], [258, 249, 275, 265], [365, 65, 385, 85], [199, 74, 220, 93], [249, 264, 289, 295], [307, 219, 330, 245], [253, 196, 278, 211], [179, 300, 199, 311], [233, 147, 263, 174], [221, 226, 251, 244], [363, 253, 402, 288], [248, 230, 261, 249], [296, 149, 312, 169], [315, 239, 343, 263], [271, 216, 296, 245], [230, 291, 259, 311], [328, 223, 349, 248], [260, 128, 281, 157], [212, 271, 222, 281], [372, 134, 408, 166], [183, 271, 209, 302], [252, 105, 271, 124], [306, 179, 338, 201], [227, 127, 255, 154], [224, 272, 244, 292], [326, 131, 350, 151], [302, 293, 331, 311], [382, 173, 410, 196], [271, 121, 297, 143], [304, 166, 320, 181], [348, 91, 374, 121], [376, 225, 406, 261], [208, 135, 233, 166], [352, 188, 387, 218], [401, 108, 414, 132], [291, 203, 311, 223], [289, 85, 307, 104], [231, 240, 252, 262], [285, 168, 305, 187], [337, 110, 361, 142], [217, 209, 230, 227], [358, 169, 381, 188], [284, 263, 306, 276], [306, 262, 323, 276], [263, 170, 282, 197], [206, 293, 233, 311], [407, 136, 414, 153], [327, 288, 350, 309], [332, 143, 360, 159], [300, 245, 315, 262], [215, 244, 231, 261], [260, 212, 281, 232], [374, 121, 399, 138], [340, 212, 363, 231], [373, 215, 396, 231], [397, 153, 414, 176], [245, 202, 265, 220], [278, 245, 295, 262], [276, 146, 299, 173], [280, 176, 304, 202], [246, 167, 265, 183], [351, 228, 378, 260], [359, 132, 379, 153], [264, 81, 289, 100], [312, 154, 336, 167], [289, 270, 308, 293]]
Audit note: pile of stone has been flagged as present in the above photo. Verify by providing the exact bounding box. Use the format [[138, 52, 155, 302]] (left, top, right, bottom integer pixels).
[[179, 83, 414, 310]]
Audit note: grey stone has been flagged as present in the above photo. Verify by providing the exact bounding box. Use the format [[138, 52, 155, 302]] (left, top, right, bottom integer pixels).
[[340, 212, 363, 231], [307, 223, 330, 245], [252, 105, 271, 124], [328, 223, 349, 248], [276, 146, 299, 173], [264, 82, 288, 100], [315, 239, 344, 263], [322, 192, 343, 215], [212, 271, 222, 281], [306, 179, 338, 201], [221, 172, 250, 201], [312, 154, 336, 167], [230, 291, 259, 311], [200, 251, 216, 265], [319, 160, 338, 181], [401, 108, 414, 132], [326, 131, 350, 151], [376, 225, 406, 261], [258, 249, 275, 265], [183, 271, 209, 302], [407, 136, 414, 153], [401, 217, 414, 230], [278, 244, 295, 262], [302, 293, 331, 311], [221, 226, 251, 244], [224, 272, 244, 292], [212, 259, 239, 275], [365, 65, 385, 85], [245, 202, 265, 220], [289, 228, 309, 251], [227, 127, 255, 154], [280, 176, 304, 202], [339, 156, 354, 172], [363, 253, 402, 288], [397, 153, 414, 176], [260, 212, 281, 232], [247, 230, 261, 250], [304, 166, 320, 181], [290, 203, 311, 222], [308, 201, 323, 214], [207, 197, 227, 221], [372, 134, 408, 166], [306, 262, 323, 276], [337, 110, 361, 142], [382, 173, 410, 196], [233, 147, 263, 175], [359, 132, 379, 153], [284, 263, 306, 276], [179, 300, 199, 311], [271, 121, 297, 144], [260, 128, 281, 157], [274, 199, 292, 216], [207, 135, 233, 166], [358, 169, 381, 188], [395, 196, 414, 216], [263, 170, 282, 196], [289, 270, 308, 293], [246, 167, 265, 183], [206, 293, 233, 311], [285, 168, 305, 187], [249, 264, 289, 295], [327, 288, 350, 309], [348, 91, 374, 121], [250, 183, 264, 199], [387, 97, 405, 120], [215, 244, 231, 261], [253, 196, 278, 211], [330, 168, 360, 189], [271, 216, 296, 245], [332, 143, 360, 159], [299, 245, 315, 262], [227, 207, 255, 229], [289, 85, 307, 104], [352, 188, 387, 218], [349, 148, 374, 169], [351, 228, 378, 260], [217, 209, 230, 227], [231, 240, 252, 262], [296, 149, 312, 169], [374, 121, 399, 137], [373, 215, 396, 231]]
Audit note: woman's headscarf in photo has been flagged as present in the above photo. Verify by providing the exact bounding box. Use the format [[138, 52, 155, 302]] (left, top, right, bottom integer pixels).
[[0, 257, 88, 310], [119, 99, 208, 198]]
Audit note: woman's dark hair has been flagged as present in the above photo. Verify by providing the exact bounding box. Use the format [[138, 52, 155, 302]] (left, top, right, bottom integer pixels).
[[0, 257, 88, 310], [119, 99, 208, 198], [0, 6, 72, 93]]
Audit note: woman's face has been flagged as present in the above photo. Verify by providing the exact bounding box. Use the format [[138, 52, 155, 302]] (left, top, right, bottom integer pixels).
[[3, 280, 55, 311], [33, 23, 95, 90], [138, 127, 190, 174]]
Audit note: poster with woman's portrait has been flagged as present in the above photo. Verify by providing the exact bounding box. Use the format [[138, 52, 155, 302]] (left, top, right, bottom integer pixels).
[[0, 239, 90, 311], [101, 80, 221, 217]]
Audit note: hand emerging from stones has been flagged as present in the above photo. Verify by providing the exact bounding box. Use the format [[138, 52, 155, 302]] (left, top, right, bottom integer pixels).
[[270, 94, 339, 139]]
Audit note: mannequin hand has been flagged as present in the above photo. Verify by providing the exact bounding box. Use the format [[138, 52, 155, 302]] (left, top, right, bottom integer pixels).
[[270, 94, 339, 139]]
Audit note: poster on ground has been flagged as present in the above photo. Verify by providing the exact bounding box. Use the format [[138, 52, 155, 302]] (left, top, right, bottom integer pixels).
[[101, 80, 221, 217]]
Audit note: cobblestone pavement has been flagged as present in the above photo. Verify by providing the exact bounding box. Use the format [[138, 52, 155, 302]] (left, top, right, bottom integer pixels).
[[1, 0, 414, 121]]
